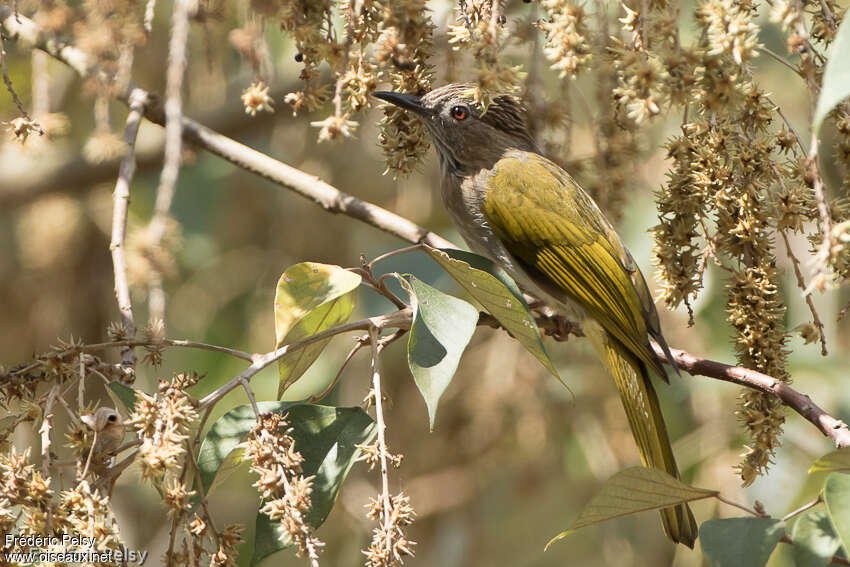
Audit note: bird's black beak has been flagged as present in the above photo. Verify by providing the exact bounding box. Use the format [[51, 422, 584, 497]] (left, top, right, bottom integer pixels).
[[373, 91, 430, 116]]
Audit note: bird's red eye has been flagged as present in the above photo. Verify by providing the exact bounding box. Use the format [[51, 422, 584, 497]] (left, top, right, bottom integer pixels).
[[451, 105, 468, 121]]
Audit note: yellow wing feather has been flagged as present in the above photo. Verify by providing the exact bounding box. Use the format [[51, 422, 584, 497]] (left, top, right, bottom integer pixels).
[[482, 151, 696, 547]]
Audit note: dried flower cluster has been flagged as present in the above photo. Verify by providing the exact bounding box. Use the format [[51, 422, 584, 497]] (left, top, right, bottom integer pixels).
[[245, 412, 324, 566], [447, 0, 523, 110], [363, 491, 416, 567], [540, 0, 592, 77], [0, 448, 123, 561], [634, 0, 843, 481], [375, 0, 435, 175], [130, 373, 199, 482]]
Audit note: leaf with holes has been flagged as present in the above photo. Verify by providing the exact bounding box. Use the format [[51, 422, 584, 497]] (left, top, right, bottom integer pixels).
[[400, 275, 478, 431], [426, 246, 560, 381], [274, 263, 361, 398], [546, 467, 717, 549]]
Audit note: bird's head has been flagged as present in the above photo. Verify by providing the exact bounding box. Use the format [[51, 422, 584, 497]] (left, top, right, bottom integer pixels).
[[373, 83, 537, 175]]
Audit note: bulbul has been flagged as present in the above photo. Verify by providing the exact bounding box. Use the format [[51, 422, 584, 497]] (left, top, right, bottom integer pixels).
[[374, 83, 697, 547]]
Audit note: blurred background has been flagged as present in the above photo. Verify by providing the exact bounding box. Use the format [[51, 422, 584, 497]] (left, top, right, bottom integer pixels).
[[1, 0, 850, 565]]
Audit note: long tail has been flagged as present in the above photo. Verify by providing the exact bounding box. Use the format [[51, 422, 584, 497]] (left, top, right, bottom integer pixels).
[[584, 321, 698, 548]]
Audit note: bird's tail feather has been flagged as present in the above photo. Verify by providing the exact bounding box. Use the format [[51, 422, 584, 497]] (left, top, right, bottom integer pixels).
[[585, 322, 698, 548]]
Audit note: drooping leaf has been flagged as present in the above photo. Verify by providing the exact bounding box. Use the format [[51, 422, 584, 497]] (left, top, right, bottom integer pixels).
[[810, 448, 850, 474], [249, 404, 377, 566], [792, 510, 841, 567], [199, 402, 376, 565], [425, 247, 560, 380], [273, 263, 362, 397], [699, 518, 785, 567], [198, 401, 298, 494], [401, 275, 478, 430], [824, 472, 850, 556], [106, 382, 138, 411], [545, 466, 717, 549], [814, 11, 850, 134]]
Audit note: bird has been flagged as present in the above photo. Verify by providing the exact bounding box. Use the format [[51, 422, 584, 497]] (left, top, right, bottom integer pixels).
[[80, 407, 125, 475], [373, 83, 698, 547]]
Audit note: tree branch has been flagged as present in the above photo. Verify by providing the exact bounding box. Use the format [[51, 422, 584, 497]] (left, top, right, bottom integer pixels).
[[3, 2, 847, 453], [652, 343, 850, 449], [110, 88, 146, 377], [0, 6, 454, 251]]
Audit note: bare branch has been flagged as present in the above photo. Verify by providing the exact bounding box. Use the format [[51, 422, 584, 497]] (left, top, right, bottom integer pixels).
[[368, 323, 395, 560], [196, 309, 413, 409], [110, 88, 147, 377], [781, 231, 827, 355], [781, 495, 822, 521], [0, 6, 454, 250], [651, 343, 850, 448], [146, 0, 192, 325], [0, 25, 42, 133]]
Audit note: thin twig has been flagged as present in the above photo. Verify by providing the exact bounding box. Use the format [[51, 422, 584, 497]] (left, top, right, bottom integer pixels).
[[816, 0, 836, 30], [368, 324, 395, 558], [714, 494, 765, 517], [651, 342, 850, 448], [781, 495, 822, 521], [0, 29, 42, 133], [80, 431, 98, 479], [240, 378, 261, 417], [9, 337, 253, 378], [78, 354, 86, 413], [757, 46, 804, 78], [0, 7, 455, 251], [39, 384, 59, 531], [367, 244, 426, 270], [110, 88, 147, 377], [146, 0, 192, 325], [781, 231, 827, 355], [187, 445, 221, 548], [765, 94, 806, 155], [807, 132, 834, 297], [308, 338, 366, 404], [197, 309, 413, 409]]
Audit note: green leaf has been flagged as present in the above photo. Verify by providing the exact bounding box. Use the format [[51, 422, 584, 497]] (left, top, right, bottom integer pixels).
[[106, 382, 138, 411], [254, 513, 293, 567], [792, 510, 841, 567], [545, 466, 717, 549], [824, 472, 850, 556], [401, 275, 478, 430], [197, 402, 376, 566], [249, 404, 377, 566], [699, 518, 785, 567], [810, 448, 850, 474], [274, 263, 362, 397], [814, 11, 850, 134], [425, 247, 561, 380], [198, 401, 298, 494]]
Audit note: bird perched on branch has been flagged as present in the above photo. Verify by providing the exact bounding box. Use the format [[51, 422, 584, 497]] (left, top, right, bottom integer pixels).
[[374, 84, 697, 547]]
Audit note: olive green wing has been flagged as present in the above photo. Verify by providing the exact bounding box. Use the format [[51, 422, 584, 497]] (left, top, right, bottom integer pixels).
[[482, 152, 667, 378]]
